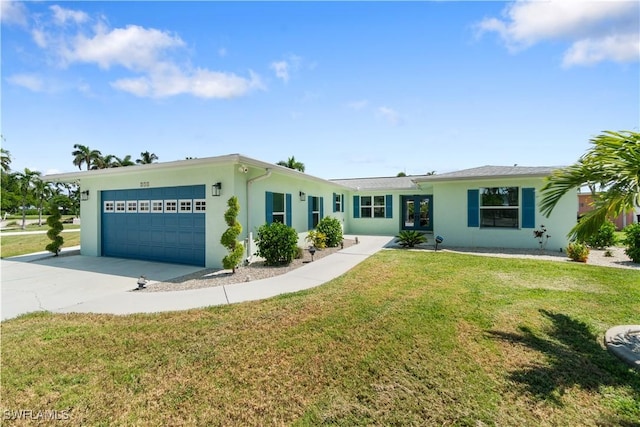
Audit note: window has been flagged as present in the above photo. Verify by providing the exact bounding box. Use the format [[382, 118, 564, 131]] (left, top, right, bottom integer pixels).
[[115, 201, 126, 213], [266, 192, 292, 226], [194, 199, 206, 212], [361, 195, 386, 218], [126, 201, 138, 213], [310, 196, 321, 228], [164, 200, 178, 213], [179, 199, 192, 213], [104, 201, 115, 213], [480, 187, 519, 228], [151, 200, 164, 213], [333, 193, 343, 213], [139, 201, 150, 213]]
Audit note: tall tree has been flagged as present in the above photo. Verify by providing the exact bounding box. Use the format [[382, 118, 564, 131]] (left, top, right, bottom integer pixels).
[[276, 155, 305, 172], [137, 151, 159, 164], [33, 176, 53, 226], [14, 168, 40, 230], [72, 144, 102, 170], [540, 130, 640, 241], [111, 155, 135, 167], [1, 147, 11, 173]]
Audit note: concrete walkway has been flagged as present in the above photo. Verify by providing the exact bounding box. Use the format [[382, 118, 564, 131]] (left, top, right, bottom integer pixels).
[[1, 235, 393, 321]]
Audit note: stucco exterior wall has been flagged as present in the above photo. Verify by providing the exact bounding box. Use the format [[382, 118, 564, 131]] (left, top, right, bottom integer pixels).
[[431, 177, 576, 251]]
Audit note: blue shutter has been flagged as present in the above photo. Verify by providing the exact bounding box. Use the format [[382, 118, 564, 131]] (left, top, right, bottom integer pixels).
[[265, 191, 273, 224], [522, 188, 535, 228], [467, 189, 479, 227], [320, 196, 324, 219], [308, 197, 313, 230], [353, 195, 360, 218], [285, 193, 292, 227], [385, 194, 393, 218], [341, 194, 344, 212], [332, 193, 337, 213]]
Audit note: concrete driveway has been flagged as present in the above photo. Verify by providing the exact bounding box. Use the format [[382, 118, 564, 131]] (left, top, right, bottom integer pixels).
[[1, 252, 203, 321]]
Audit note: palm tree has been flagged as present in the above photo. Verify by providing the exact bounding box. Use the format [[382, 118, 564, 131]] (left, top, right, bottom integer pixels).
[[33, 176, 53, 226], [540, 130, 640, 241], [1, 147, 11, 173], [72, 144, 102, 170], [137, 151, 159, 164], [14, 168, 40, 230], [276, 156, 305, 172], [111, 155, 135, 167]]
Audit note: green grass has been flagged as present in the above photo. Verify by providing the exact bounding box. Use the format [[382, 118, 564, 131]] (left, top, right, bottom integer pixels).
[[2, 251, 639, 425], [0, 230, 80, 258]]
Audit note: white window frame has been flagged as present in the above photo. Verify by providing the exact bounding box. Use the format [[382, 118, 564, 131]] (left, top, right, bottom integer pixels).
[[115, 201, 126, 213], [272, 192, 286, 224], [479, 187, 520, 229], [103, 201, 115, 213], [194, 199, 206, 212], [151, 200, 164, 213], [139, 200, 150, 213], [164, 200, 178, 213], [126, 200, 138, 213], [179, 199, 193, 213], [360, 195, 386, 218]]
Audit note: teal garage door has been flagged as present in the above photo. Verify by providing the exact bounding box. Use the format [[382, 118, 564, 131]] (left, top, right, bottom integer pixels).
[[101, 185, 206, 266]]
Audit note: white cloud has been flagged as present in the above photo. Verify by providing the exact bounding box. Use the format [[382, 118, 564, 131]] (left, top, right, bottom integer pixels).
[[270, 60, 290, 82], [347, 99, 369, 110], [476, 0, 639, 66], [50, 5, 89, 26], [6, 74, 44, 92], [12, 4, 265, 99], [376, 107, 403, 126], [0, 1, 28, 27]]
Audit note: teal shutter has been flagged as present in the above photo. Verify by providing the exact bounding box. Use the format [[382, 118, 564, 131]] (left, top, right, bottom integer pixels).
[[320, 196, 324, 219], [332, 193, 337, 213], [467, 189, 479, 227], [265, 191, 273, 224], [308, 198, 313, 229], [385, 194, 393, 218], [285, 193, 292, 227], [353, 195, 360, 218], [341, 194, 344, 212], [522, 188, 535, 228]]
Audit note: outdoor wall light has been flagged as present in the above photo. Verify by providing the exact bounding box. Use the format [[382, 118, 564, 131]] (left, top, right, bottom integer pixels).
[[80, 190, 90, 201], [212, 182, 222, 197], [299, 191, 306, 201]]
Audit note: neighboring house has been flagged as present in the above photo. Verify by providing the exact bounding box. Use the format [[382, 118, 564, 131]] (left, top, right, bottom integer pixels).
[[45, 155, 576, 268], [578, 193, 637, 230]]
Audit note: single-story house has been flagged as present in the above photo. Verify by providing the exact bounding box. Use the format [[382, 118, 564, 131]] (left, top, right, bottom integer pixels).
[[45, 154, 576, 268]]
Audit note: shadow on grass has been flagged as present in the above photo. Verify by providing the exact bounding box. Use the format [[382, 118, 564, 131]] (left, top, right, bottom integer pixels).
[[489, 310, 640, 405]]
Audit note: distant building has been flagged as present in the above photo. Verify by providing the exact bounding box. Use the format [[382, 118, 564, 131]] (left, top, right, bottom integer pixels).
[[578, 193, 637, 230]]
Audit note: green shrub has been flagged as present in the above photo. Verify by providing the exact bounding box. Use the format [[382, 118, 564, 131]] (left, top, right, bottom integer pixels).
[[396, 230, 427, 248], [220, 196, 244, 272], [316, 216, 343, 247], [255, 222, 299, 266], [584, 220, 617, 248], [305, 230, 327, 249], [566, 242, 589, 263], [622, 223, 640, 263], [45, 202, 64, 255]]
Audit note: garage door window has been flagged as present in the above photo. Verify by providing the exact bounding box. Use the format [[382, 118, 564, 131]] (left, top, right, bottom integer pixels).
[[127, 201, 138, 213], [165, 200, 177, 213], [115, 201, 126, 213], [139, 201, 150, 213], [194, 199, 206, 212], [104, 201, 115, 212]]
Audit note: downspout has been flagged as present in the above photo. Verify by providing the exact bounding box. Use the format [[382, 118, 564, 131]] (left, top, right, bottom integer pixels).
[[245, 168, 272, 262]]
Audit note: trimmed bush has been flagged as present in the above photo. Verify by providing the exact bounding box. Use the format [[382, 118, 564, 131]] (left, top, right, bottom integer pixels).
[[255, 222, 299, 266], [45, 202, 64, 255], [396, 230, 427, 248], [220, 196, 244, 272], [316, 217, 343, 247], [584, 220, 617, 249], [622, 223, 640, 263], [305, 230, 327, 249], [566, 242, 589, 263]]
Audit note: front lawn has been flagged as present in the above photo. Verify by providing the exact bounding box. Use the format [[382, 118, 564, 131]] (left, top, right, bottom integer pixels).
[[0, 231, 80, 258], [2, 251, 639, 425]]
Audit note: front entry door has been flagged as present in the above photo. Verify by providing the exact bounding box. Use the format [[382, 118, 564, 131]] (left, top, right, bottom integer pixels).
[[401, 195, 433, 231]]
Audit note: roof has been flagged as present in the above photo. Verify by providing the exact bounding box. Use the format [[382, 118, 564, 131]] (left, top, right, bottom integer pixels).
[[43, 153, 353, 189], [330, 175, 429, 191], [412, 165, 563, 182]]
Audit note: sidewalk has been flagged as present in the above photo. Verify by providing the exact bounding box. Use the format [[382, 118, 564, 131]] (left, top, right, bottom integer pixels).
[[2, 235, 394, 320]]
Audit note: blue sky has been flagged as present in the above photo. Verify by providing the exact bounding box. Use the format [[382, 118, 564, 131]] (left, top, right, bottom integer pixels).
[[2, 1, 638, 179]]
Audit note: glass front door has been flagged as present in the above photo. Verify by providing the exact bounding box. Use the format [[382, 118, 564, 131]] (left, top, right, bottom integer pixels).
[[401, 195, 433, 231]]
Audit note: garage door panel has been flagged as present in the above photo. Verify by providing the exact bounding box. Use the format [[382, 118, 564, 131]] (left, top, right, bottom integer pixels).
[[101, 185, 206, 266]]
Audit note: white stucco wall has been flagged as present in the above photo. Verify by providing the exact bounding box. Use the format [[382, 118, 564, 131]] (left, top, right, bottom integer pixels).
[[430, 177, 576, 251]]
